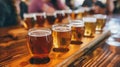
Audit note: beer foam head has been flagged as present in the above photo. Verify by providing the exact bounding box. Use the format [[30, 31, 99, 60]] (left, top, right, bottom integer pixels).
[[94, 14, 107, 19], [52, 24, 71, 32], [71, 20, 84, 27], [63, 10, 72, 13], [46, 13, 56, 16], [28, 29, 51, 37], [83, 17, 96, 23], [24, 13, 35, 18]]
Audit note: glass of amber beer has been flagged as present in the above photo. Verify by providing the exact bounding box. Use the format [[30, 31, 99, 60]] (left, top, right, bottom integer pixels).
[[83, 17, 97, 37], [23, 13, 35, 29], [27, 28, 53, 64], [52, 24, 71, 52], [35, 12, 46, 27], [94, 14, 107, 33], [70, 20, 84, 44]]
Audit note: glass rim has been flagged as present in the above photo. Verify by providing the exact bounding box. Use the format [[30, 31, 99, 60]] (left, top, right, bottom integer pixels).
[[93, 14, 107, 19], [28, 27, 52, 36], [23, 13, 35, 18], [83, 17, 97, 22], [70, 20, 84, 27], [52, 24, 71, 31]]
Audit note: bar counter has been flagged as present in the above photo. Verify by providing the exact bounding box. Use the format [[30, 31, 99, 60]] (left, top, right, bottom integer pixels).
[[0, 14, 120, 67]]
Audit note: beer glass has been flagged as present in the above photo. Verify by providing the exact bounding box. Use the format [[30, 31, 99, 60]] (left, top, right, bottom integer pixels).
[[70, 10, 79, 20], [83, 17, 97, 37], [94, 14, 107, 33], [27, 28, 53, 64], [55, 10, 65, 23], [77, 9, 84, 20], [82, 7, 91, 17], [35, 12, 46, 27], [52, 24, 71, 52], [23, 13, 35, 29], [63, 10, 72, 18], [46, 13, 56, 25], [70, 20, 84, 44]]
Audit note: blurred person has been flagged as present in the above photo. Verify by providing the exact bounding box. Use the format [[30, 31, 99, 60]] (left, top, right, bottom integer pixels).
[[28, 0, 68, 13], [66, 0, 84, 10], [92, 0, 106, 14], [15, 0, 28, 19], [106, 0, 120, 15], [82, 0, 93, 7], [82, 0, 106, 14], [0, 0, 18, 27], [0, 0, 28, 27]]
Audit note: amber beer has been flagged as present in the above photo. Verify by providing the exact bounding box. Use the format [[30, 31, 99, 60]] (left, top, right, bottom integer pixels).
[[27, 28, 53, 60], [94, 14, 107, 32], [77, 9, 84, 20], [71, 20, 84, 42], [46, 13, 56, 25], [70, 10, 79, 20], [36, 13, 46, 27], [83, 17, 97, 37], [23, 13, 35, 29], [52, 24, 71, 52]]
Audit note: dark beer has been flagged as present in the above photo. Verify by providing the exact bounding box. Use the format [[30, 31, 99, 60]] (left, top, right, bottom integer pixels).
[[56, 11, 64, 23], [23, 14, 35, 29], [46, 13, 56, 25], [27, 28, 53, 58], [36, 13, 46, 27]]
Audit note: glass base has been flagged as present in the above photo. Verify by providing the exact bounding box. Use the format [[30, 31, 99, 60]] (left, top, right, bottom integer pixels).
[[71, 41, 83, 45], [53, 48, 69, 52], [29, 56, 50, 64]]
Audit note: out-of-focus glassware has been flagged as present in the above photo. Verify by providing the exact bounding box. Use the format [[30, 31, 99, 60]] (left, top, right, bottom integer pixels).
[[23, 13, 35, 30], [46, 13, 56, 25], [94, 14, 107, 33], [106, 18, 120, 46], [55, 10, 65, 23], [70, 20, 84, 44], [35, 12, 46, 27], [83, 16, 97, 37]]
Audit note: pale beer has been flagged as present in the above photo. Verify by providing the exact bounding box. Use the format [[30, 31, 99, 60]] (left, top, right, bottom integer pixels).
[[83, 17, 96, 37], [52, 24, 71, 52], [94, 14, 107, 32]]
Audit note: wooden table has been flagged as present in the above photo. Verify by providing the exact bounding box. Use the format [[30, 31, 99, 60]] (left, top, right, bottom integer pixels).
[[1, 14, 120, 67], [0, 30, 110, 67]]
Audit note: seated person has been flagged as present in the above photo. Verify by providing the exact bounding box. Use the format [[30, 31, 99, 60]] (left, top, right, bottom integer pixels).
[[28, 0, 68, 13], [0, 0, 28, 27], [0, 0, 18, 27], [82, 0, 106, 14], [106, 0, 120, 15], [92, 0, 106, 14]]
